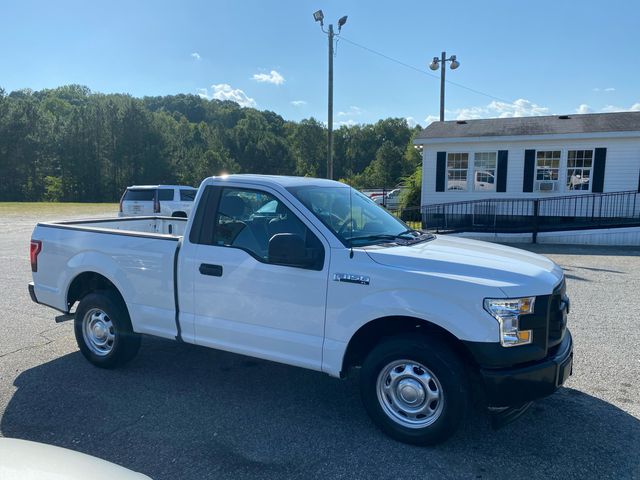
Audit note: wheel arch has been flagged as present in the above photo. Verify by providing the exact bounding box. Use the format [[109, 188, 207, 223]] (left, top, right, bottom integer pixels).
[[66, 271, 127, 313], [341, 316, 476, 377]]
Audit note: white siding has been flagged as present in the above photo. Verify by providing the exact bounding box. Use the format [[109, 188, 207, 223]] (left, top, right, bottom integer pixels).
[[421, 137, 640, 207], [450, 227, 640, 246]]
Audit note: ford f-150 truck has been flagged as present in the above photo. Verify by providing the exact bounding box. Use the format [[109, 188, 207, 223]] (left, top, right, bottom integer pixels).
[[29, 175, 573, 445]]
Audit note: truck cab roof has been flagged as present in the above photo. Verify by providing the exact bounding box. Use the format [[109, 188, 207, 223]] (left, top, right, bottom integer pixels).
[[127, 185, 196, 190], [206, 174, 347, 189]]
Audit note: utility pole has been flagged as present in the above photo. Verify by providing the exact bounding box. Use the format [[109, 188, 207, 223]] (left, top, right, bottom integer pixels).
[[314, 10, 347, 180], [327, 24, 334, 180], [429, 51, 460, 122], [439, 51, 446, 122]]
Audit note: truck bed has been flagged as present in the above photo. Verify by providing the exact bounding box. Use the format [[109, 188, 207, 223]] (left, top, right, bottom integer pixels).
[[37, 216, 187, 238], [31, 216, 186, 340]]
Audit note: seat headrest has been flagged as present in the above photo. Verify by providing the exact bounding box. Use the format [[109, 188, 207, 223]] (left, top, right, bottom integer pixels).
[[220, 195, 246, 218]]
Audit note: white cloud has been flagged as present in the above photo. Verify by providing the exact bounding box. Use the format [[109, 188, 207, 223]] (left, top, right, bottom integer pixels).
[[291, 100, 307, 107], [337, 119, 358, 127], [190, 52, 201, 61], [602, 103, 640, 113], [338, 106, 363, 117], [197, 84, 257, 108], [593, 87, 615, 92], [252, 70, 285, 85], [575, 104, 593, 114], [424, 115, 439, 125], [448, 98, 549, 120], [405, 117, 418, 128]]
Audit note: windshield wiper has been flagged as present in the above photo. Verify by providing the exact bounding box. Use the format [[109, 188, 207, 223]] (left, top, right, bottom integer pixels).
[[348, 230, 421, 245], [348, 234, 399, 244]]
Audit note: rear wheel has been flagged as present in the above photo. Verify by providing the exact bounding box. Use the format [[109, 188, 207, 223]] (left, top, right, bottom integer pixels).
[[74, 291, 140, 369], [360, 334, 468, 445]]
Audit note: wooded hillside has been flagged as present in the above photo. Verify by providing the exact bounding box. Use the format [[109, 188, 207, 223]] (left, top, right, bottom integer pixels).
[[0, 85, 422, 202]]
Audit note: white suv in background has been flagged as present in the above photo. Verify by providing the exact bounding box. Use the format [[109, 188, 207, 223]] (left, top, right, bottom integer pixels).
[[119, 185, 197, 218]]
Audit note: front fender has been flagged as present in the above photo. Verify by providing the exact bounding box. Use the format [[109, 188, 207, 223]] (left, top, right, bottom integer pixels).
[[321, 249, 501, 377]]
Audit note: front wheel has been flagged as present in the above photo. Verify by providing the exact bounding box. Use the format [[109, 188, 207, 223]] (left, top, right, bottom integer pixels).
[[360, 334, 469, 445], [74, 291, 141, 369]]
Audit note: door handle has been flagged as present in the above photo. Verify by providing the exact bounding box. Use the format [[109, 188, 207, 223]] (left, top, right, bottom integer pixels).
[[199, 263, 223, 277]]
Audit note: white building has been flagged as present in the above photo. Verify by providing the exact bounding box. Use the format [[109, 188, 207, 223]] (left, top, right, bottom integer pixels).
[[414, 112, 640, 245]]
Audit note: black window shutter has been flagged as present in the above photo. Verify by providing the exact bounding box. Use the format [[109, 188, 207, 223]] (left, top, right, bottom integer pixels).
[[523, 149, 536, 192], [592, 148, 607, 193], [435, 152, 446, 192], [497, 150, 508, 192]]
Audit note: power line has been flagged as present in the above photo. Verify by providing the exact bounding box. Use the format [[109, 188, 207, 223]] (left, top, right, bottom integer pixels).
[[338, 36, 515, 105]]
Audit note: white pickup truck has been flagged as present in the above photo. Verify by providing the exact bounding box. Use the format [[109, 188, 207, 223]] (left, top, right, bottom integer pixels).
[[29, 175, 572, 445]]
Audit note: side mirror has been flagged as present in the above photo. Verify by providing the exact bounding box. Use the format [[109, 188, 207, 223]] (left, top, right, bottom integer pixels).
[[268, 233, 315, 268]]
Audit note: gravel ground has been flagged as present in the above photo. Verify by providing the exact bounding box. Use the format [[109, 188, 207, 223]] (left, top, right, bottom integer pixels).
[[0, 205, 639, 479]]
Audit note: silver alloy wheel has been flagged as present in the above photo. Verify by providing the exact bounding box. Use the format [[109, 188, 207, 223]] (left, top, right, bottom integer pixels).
[[376, 359, 444, 428], [82, 308, 115, 356]]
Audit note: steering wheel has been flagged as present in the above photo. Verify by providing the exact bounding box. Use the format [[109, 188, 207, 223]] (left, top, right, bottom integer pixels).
[[337, 217, 358, 236]]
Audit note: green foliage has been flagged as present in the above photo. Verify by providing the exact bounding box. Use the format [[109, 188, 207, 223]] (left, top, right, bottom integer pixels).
[[397, 163, 423, 222], [0, 85, 423, 202], [43, 176, 64, 202]]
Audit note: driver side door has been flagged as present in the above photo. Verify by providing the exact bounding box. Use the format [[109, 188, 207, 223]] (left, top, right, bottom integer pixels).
[[190, 185, 330, 371]]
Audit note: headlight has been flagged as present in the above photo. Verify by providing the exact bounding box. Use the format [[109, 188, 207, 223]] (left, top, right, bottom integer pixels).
[[483, 297, 535, 347]]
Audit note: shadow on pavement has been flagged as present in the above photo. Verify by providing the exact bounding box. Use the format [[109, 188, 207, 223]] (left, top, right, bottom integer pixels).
[[2, 338, 639, 479]]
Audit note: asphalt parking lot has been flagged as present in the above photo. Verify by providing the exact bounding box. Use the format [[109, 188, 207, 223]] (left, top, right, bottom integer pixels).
[[1, 206, 639, 479]]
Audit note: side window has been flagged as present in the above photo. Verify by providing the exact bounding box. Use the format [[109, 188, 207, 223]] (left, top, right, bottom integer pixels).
[[567, 150, 593, 191], [180, 189, 196, 201], [447, 153, 469, 191], [158, 189, 174, 201], [473, 152, 497, 191], [535, 151, 561, 191], [213, 188, 323, 268]]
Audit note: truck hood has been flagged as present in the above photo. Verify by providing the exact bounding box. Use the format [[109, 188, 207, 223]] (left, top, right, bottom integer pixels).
[[365, 235, 564, 297]]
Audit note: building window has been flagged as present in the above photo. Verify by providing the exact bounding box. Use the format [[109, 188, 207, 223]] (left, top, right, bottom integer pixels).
[[567, 150, 593, 191], [473, 152, 497, 191], [447, 153, 469, 191], [535, 151, 561, 191]]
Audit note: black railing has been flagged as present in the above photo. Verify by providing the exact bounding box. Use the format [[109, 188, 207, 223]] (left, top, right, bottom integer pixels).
[[422, 190, 640, 238]]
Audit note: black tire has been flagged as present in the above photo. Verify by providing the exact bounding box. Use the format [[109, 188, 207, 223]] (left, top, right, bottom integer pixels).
[[74, 291, 141, 369], [360, 333, 469, 445]]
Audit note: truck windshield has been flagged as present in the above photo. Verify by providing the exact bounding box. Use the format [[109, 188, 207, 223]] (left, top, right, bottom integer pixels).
[[287, 185, 423, 246]]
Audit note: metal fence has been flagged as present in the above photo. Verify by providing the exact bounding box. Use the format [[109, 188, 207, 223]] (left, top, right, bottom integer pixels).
[[422, 190, 640, 238], [361, 187, 407, 211]]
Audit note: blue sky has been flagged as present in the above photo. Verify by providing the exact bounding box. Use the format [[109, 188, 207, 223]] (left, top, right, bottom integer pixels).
[[2, 0, 639, 126]]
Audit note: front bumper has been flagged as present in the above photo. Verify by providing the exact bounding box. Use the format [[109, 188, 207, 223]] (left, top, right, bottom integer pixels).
[[479, 329, 573, 407]]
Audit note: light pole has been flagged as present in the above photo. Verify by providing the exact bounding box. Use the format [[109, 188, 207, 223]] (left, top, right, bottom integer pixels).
[[429, 52, 460, 121], [314, 10, 348, 180]]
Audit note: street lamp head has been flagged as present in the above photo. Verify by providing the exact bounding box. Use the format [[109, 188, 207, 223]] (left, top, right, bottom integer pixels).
[[337, 15, 348, 31], [450, 55, 460, 69], [429, 57, 440, 70], [313, 9, 324, 25]]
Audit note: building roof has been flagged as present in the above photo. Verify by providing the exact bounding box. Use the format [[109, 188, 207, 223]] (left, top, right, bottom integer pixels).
[[415, 111, 640, 141]]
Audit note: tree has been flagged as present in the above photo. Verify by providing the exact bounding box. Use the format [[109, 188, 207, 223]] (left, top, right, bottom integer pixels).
[[0, 85, 421, 202]]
